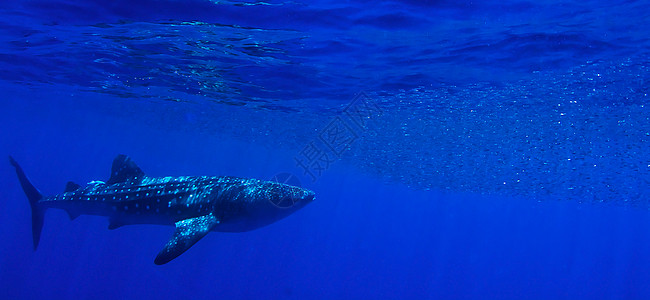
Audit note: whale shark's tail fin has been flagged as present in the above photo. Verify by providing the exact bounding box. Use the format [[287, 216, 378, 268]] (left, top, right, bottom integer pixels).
[[9, 156, 44, 250]]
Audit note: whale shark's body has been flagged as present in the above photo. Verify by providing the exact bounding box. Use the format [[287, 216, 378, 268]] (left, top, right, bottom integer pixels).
[[9, 154, 315, 264]]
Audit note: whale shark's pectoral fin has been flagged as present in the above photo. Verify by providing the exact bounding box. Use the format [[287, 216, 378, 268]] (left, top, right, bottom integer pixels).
[[154, 214, 220, 265]]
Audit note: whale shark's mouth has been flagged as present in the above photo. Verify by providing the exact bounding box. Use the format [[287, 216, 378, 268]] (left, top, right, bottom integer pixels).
[[306, 192, 316, 202]]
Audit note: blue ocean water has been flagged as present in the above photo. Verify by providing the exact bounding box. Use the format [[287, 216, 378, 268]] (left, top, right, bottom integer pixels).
[[1, 0, 650, 299]]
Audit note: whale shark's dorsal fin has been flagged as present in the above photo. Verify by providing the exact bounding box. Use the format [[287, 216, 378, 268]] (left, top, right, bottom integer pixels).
[[64, 181, 81, 193], [107, 154, 145, 184], [154, 214, 220, 265]]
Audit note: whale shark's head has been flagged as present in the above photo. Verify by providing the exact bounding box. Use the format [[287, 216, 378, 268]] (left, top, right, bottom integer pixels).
[[216, 181, 314, 232], [261, 182, 315, 210]]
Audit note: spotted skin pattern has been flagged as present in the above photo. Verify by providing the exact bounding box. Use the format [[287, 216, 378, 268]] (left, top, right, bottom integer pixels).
[[10, 155, 315, 264]]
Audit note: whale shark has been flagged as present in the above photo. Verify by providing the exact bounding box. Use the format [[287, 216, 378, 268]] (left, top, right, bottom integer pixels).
[[9, 154, 315, 264]]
